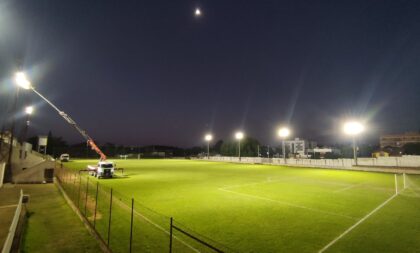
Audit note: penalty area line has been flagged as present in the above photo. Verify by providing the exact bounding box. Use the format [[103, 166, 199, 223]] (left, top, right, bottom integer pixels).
[[219, 188, 357, 220], [318, 193, 398, 253]]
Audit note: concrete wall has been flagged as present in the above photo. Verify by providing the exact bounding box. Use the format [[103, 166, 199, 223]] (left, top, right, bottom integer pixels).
[[201, 156, 420, 174], [1, 141, 55, 183], [12, 160, 55, 183], [204, 156, 355, 168]]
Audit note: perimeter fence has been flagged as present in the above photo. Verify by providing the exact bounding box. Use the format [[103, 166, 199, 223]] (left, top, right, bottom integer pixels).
[[55, 165, 235, 253]]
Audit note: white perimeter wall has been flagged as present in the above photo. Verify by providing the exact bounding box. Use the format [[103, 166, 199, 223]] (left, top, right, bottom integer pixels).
[[202, 156, 420, 169]]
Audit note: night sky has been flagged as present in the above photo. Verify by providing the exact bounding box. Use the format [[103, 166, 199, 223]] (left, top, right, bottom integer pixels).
[[1, 0, 420, 147]]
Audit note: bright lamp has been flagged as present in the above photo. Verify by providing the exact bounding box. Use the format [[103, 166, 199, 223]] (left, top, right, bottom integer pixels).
[[14, 72, 32, 90]]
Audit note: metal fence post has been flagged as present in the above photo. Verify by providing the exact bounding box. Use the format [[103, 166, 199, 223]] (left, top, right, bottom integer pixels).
[[130, 198, 134, 253], [72, 173, 77, 202], [169, 217, 173, 253], [84, 176, 89, 216], [107, 188, 113, 246], [93, 182, 99, 228], [77, 174, 82, 209]]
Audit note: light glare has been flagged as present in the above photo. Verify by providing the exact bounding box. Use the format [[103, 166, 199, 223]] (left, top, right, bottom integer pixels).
[[14, 72, 32, 89], [278, 127, 290, 138], [195, 8, 201, 16], [25, 106, 34, 115], [235, 132, 244, 140], [205, 134, 213, 141], [343, 121, 364, 135]]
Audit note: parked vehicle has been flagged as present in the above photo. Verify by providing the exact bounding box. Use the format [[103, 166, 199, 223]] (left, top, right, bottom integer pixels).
[[60, 154, 70, 162], [87, 161, 115, 178]]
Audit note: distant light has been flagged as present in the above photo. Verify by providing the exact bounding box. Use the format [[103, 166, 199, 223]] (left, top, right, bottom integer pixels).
[[25, 106, 34, 115], [14, 72, 32, 90], [235, 132, 244, 140], [195, 8, 201, 16], [343, 121, 364, 136], [205, 134, 213, 141], [278, 127, 290, 138]]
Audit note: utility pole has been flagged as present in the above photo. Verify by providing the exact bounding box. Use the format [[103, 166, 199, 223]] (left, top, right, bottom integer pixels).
[[5, 86, 19, 183]]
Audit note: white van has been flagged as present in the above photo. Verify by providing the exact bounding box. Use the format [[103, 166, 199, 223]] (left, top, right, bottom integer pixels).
[[60, 154, 70, 162]]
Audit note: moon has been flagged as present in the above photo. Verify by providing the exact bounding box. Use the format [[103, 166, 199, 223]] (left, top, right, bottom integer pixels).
[[194, 8, 202, 17]]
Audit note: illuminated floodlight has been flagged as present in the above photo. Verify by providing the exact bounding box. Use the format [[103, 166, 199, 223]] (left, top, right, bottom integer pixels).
[[195, 8, 202, 16], [235, 131, 244, 140], [25, 106, 34, 115], [14, 72, 32, 90], [278, 127, 290, 138], [205, 134, 213, 141], [343, 121, 364, 136]]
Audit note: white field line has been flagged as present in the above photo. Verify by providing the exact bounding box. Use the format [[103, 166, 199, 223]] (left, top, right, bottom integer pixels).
[[222, 177, 354, 191], [333, 183, 395, 194], [131, 206, 201, 253], [219, 188, 357, 220], [102, 191, 201, 253], [333, 184, 361, 193], [222, 176, 300, 190], [0, 204, 18, 209], [399, 192, 420, 199], [318, 193, 398, 253]]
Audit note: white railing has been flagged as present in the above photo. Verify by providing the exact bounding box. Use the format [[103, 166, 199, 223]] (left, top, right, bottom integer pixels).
[[2, 189, 23, 253], [0, 163, 5, 188]]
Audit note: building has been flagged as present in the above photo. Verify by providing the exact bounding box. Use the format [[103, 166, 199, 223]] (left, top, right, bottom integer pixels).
[[284, 138, 317, 157], [380, 132, 420, 149]]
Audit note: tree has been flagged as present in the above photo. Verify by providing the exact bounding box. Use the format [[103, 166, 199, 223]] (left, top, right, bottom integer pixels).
[[213, 139, 224, 154], [46, 131, 68, 156], [220, 137, 260, 157], [403, 143, 420, 155]]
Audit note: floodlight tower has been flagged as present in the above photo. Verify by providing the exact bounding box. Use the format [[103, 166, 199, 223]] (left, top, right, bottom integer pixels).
[[204, 134, 213, 158], [278, 127, 290, 164], [343, 121, 364, 166], [22, 106, 34, 142], [235, 131, 244, 160]]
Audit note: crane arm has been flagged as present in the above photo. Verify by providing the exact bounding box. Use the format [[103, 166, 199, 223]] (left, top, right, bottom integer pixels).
[[32, 88, 107, 160]]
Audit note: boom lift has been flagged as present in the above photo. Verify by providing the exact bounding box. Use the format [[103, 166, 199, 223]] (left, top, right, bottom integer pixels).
[[32, 88, 107, 160], [38, 97, 120, 178], [15, 72, 119, 178]]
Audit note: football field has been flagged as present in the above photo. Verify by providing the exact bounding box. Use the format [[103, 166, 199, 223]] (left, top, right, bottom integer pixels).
[[64, 159, 420, 253]]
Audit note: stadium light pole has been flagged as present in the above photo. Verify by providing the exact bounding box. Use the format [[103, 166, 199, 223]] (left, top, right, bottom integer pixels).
[[22, 106, 34, 142], [278, 127, 290, 164], [343, 121, 364, 166], [235, 131, 244, 161], [4, 73, 21, 183], [204, 134, 213, 159]]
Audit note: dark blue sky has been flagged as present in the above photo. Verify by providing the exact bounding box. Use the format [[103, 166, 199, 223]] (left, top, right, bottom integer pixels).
[[1, 0, 420, 147]]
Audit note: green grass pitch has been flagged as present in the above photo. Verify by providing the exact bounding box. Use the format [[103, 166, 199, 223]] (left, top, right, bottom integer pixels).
[[63, 159, 420, 253]]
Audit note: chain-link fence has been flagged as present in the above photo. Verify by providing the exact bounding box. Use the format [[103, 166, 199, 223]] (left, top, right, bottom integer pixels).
[[55, 165, 235, 253]]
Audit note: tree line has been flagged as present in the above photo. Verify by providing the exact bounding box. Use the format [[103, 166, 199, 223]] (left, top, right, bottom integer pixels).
[[26, 131, 420, 159]]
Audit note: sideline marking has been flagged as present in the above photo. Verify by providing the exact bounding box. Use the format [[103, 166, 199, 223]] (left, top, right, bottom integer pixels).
[[318, 193, 398, 253], [108, 193, 201, 253], [222, 176, 354, 191], [333, 184, 361, 193], [222, 176, 299, 190], [219, 188, 357, 220], [0, 204, 18, 209]]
